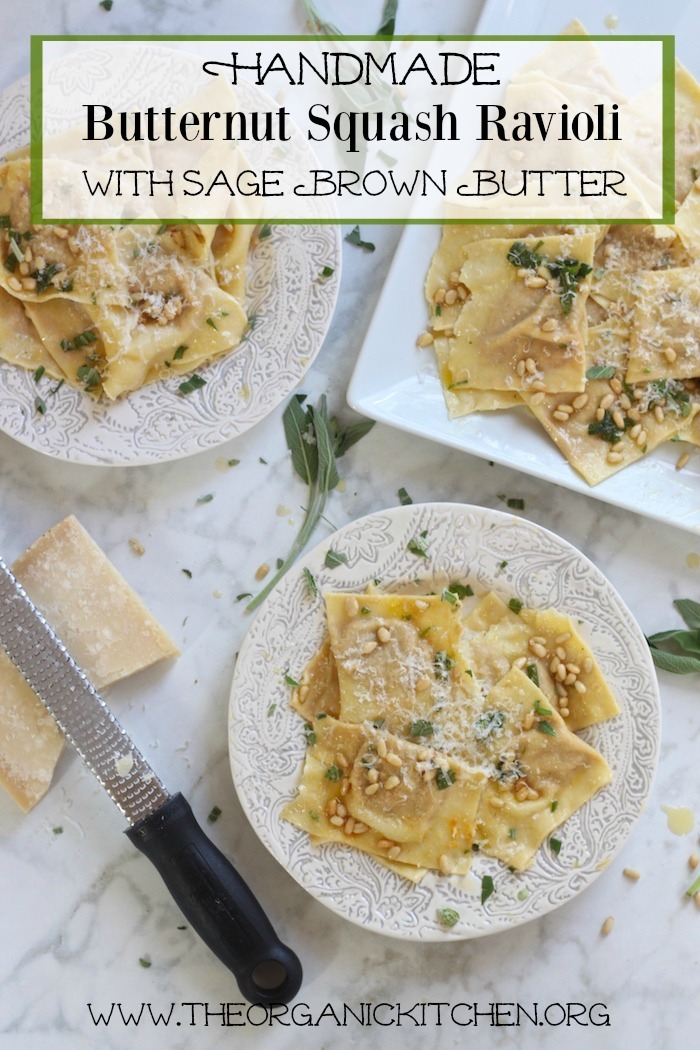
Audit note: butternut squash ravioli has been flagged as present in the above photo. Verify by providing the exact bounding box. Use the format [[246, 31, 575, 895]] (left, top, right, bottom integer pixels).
[[282, 587, 616, 881], [0, 156, 254, 399], [423, 60, 700, 485]]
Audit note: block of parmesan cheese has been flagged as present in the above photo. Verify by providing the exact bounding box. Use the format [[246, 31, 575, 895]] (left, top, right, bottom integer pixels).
[[0, 515, 179, 812]]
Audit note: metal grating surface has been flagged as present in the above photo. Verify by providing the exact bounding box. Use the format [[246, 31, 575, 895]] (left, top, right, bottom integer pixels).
[[0, 558, 170, 824]]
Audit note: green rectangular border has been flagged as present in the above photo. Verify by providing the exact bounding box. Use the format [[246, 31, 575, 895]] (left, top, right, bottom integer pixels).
[[30, 34, 674, 226]]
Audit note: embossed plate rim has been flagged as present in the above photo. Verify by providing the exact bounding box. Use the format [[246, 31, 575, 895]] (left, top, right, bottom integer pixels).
[[0, 74, 341, 466], [228, 502, 660, 941]]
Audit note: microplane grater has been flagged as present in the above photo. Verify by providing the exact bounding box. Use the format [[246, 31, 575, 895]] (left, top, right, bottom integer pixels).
[[0, 556, 301, 1004]]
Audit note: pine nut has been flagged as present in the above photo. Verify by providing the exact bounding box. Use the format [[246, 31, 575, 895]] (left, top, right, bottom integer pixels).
[[574, 680, 587, 694], [525, 357, 537, 374], [612, 410, 625, 430], [377, 738, 387, 758], [362, 640, 378, 655], [387, 845, 402, 860], [664, 346, 677, 363], [364, 783, 380, 796], [553, 411, 570, 422], [541, 317, 558, 332], [345, 596, 359, 617], [635, 430, 647, 448], [601, 916, 615, 936], [609, 378, 622, 394], [385, 752, 402, 768], [384, 775, 401, 790], [255, 562, 270, 580], [329, 815, 345, 827], [344, 817, 356, 835], [516, 359, 526, 377], [416, 331, 434, 348], [606, 450, 623, 463], [531, 379, 547, 392], [525, 275, 547, 288], [353, 823, 368, 834], [653, 405, 664, 424], [367, 768, 379, 783], [572, 394, 589, 410], [600, 393, 615, 410], [623, 868, 641, 881], [676, 451, 691, 470], [530, 392, 546, 405], [689, 853, 699, 870], [377, 626, 391, 644], [556, 646, 567, 661]]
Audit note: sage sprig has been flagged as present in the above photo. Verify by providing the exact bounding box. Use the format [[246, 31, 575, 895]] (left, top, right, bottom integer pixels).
[[647, 599, 700, 674], [247, 394, 374, 610]]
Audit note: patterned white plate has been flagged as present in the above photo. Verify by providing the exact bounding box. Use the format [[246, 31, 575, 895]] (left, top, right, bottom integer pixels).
[[228, 502, 660, 940], [0, 76, 340, 465]]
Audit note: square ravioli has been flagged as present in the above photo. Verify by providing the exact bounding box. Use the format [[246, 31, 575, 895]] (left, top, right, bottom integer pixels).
[[447, 233, 596, 393], [627, 267, 700, 382], [281, 716, 485, 875], [522, 376, 698, 486], [324, 590, 474, 734], [432, 335, 523, 418], [464, 591, 619, 732], [472, 668, 612, 871]]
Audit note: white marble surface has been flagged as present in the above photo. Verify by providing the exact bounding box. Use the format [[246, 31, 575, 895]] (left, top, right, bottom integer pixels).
[[1, 1, 699, 1048]]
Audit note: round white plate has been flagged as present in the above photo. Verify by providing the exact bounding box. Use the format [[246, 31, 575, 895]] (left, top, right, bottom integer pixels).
[[0, 76, 340, 465], [229, 502, 660, 941]]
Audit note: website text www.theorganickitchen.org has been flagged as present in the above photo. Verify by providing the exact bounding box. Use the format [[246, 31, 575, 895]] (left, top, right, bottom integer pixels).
[[86, 1000, 611, 1030]]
